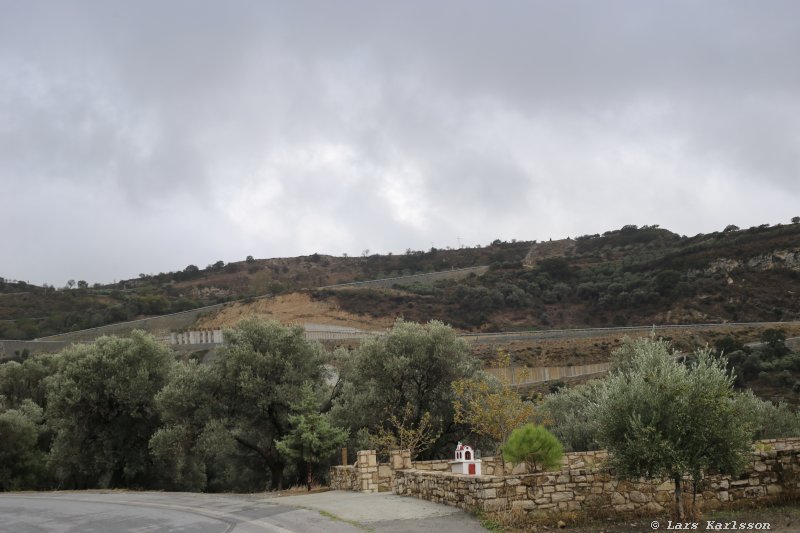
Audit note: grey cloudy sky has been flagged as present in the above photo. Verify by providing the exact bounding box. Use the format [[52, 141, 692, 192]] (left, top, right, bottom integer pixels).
[[2, 1, 799, 285]]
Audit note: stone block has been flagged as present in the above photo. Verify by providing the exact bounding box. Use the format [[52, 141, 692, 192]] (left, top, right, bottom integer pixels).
[[767, 484, 783, 495], [744, 486, 766, 498], [643, 502, 664, 513], [629, 490, 648, 503], [483, 498, 508, 511], [566, 501, 581, 511], [511, 463, 528, 475], [611, 492, 626, 505], [656, 480, 673, 491], [512, 500, 535, 510], [550, 491, 574, 503]]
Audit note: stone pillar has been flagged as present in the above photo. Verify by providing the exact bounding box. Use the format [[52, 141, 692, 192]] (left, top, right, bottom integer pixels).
[[401, 449, 412, 469], [356, 450, 378, 493], [390, 450, 405, 470]]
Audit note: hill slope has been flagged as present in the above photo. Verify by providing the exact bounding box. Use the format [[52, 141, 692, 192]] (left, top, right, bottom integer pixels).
[[314, 223, 800, 331], [2, 222, 799, 340]]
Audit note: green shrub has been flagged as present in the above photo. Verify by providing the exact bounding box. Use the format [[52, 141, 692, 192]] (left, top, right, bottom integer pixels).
[[503, 424, 563, 472]]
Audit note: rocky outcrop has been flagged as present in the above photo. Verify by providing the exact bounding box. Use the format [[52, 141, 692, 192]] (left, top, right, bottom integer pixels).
[[708, 249, 800, 273]]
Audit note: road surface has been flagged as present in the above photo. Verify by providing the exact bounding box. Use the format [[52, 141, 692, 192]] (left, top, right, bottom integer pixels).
[[0, 490, 487, 533]]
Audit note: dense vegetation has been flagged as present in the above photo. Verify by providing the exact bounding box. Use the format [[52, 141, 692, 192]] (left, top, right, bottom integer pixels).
[[0, 319, 481, 491], [2, 321, 798, 496], [322, 222, 800, 330], [541, 336, 800, 455], [539, 337, 800, 519]]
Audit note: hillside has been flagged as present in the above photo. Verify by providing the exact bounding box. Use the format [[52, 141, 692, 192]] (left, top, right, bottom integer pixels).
[[315, 223, 800, 331], [2, 222, 799, 340], [0, 243, 526, 340]]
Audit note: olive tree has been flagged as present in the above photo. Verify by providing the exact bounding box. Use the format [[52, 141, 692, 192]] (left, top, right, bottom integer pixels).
[[592, 338, 755, 520], [149, 361, 223, 491], [0, 400, 50, 490], [333, 319, 477, 458], [46, 331, 175, 488], [539, 379, 604, 452], [151, 319, 335, 491]]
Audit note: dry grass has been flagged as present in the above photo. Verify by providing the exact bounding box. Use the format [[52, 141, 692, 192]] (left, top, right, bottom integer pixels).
[[478, 497, 800, 532], [273, 482, 332, 496]]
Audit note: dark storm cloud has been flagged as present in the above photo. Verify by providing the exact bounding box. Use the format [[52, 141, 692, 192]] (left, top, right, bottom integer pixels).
[[1, 1, 799, 284]]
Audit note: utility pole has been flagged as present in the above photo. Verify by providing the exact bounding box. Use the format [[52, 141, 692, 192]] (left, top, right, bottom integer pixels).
[[457, 236, 461, 249]]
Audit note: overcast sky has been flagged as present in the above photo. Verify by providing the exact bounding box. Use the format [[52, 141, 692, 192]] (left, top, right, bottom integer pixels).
[[2, 1, 799, 285]]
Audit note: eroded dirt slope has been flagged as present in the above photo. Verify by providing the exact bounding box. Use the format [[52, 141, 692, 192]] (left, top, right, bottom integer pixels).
[[195, 292, 395, 331]]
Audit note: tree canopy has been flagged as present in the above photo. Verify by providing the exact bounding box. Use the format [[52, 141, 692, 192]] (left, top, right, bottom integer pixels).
[[276, 384, 348, 490], [46, 331, 175, 488], [452, 353, 538, 460], [153, 318, 330, 490], [332, 319, 477, 459], [592, 338, 755, 519]]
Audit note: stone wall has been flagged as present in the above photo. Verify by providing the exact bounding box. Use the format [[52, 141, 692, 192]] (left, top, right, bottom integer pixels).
[[330, 450, 413, 493], [330, 464, 357, 491], [330, 449, 610, 493], [392, 439, 800, 515]]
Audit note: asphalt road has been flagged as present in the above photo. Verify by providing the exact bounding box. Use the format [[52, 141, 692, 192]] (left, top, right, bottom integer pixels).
[[0, 491, 488, 533]]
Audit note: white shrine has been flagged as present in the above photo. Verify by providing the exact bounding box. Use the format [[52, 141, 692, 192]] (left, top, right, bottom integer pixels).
[[450, 442, 482, 476]]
